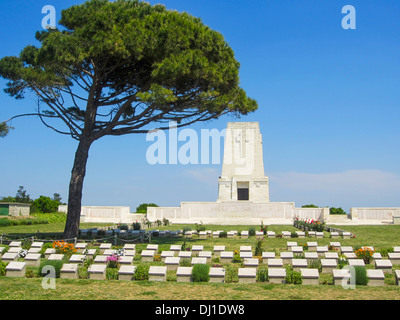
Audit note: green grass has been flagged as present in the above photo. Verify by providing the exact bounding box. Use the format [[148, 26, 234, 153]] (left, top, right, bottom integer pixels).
[[0, 277, 400, 300], [0, 222, 113, 235]]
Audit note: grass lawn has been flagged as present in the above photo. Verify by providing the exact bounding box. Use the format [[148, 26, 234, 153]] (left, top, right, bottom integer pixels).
[[1, 222, 400, 300], [1, 277, 400, 300]]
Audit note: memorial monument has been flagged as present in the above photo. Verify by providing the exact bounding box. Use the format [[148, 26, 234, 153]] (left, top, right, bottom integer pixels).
[[147, 122, 329, 225], [62, 121, 400, 225]]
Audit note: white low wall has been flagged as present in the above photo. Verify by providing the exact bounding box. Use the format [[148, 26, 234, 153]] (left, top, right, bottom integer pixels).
[[293, 207, 328, 221], [58, 205, 144, 224], [147, 202, 328, 225], [350, 207, 400, 224]]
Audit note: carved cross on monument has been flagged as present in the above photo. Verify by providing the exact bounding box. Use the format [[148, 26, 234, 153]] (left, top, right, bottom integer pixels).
[[235, 130, 249, 158]]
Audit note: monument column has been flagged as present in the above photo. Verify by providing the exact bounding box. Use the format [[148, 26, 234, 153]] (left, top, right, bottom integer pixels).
[[217, 122, 269, 203]]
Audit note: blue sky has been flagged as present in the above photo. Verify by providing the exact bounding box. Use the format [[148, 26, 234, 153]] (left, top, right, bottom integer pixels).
[[0, 0, 399, 213]]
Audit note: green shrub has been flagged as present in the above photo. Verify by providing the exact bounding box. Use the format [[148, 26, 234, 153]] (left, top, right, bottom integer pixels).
[[254, 239, 264, 256], [290, 232, 299, 238], [0, 262, 7, 276], [192, 264, 210, 282], [133, 264, 149, 280], [212, 257, 220, 264], [182, 226, 192, 233], [195, 223, 206, 232], [78, 266, 89, 279], [0, 217, 49, 227], [40, 242, 54, 258], [285, 267, 302, 284], [233, 252, 242, 263], [337, 256, 348, 269], [248, 227, 256, 237], [219, 231, 227, 238], [83, 257, 94, 269], [39, 259, 64, 278], [132, 221, 141, 230], [257, 267, 268, 282], [378, 248, 394, 257], [106, 268, 119, 280], [180, 258, 192, 267], [181, 240, 188, 251], [0, 219, 11, 227], [354, 266, 368, 286], [119, 224, 129, 231], [225, 264, 238, 283], [308, 259, 321, 271]]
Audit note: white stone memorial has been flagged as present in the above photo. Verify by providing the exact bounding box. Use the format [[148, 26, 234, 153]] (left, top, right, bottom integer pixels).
[[367, 269, 385, 286], [24, 253, 41, 267], [300, 268, 319, 285], [209, 267, 225, 283], [213, 246, 225, 256], [1, 252, 18, 263], [280, 252, 293, 264], [268, 268, 286, 284], [191, 245, 204, 256], [267, 258, 283, 269], [320, 259, 338, 273], [267, 231, 275, 238], [5, 261, 26, 277], [94, 255, 108, 264], [191, 257, 207, 265], [375, 259, 392, 274], [60, 263, 79, 279], [220, 251, 234, 263], [176, 267, 193, 282], [261, 252, 275, 264], [291, 259, 308, 272], [307, 242, 318, 252], [332, 269, 351, 285], [149, 266, 167, 282], [69, 254, 86, 264], [75, 243, 87, 253], [388, 253, 400, 265], [119, 255, 134, 265], [287, 242, 297, 250], [99, 243, 112, 254], [238, 268, 257, 283], [198, 251, 212, 263], [118, 265, 136, 281], [141, 250, 155, 262], [88, 264, 107, 280], [243, 258, 259, 268], [165, 256, 180, 271], [304, 252, 319, 264], [161, 251, 175, 261]]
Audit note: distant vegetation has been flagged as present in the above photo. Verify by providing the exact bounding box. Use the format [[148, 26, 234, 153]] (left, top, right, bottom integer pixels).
[[136, 203, 159, 213], [301, 204, 347, 215], [0, 186, 65, 213]]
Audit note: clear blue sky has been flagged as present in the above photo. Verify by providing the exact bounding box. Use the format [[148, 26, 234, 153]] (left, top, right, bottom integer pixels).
[[0, 0, 399, 213]]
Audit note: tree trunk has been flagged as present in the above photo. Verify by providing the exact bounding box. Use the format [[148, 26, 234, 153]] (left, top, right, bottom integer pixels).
[[63, 137, 93, 239]]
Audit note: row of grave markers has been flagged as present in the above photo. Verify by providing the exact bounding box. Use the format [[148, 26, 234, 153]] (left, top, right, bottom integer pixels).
[[2, 240, 400, 286]]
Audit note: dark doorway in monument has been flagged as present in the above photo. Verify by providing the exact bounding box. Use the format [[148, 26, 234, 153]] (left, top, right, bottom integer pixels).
[[237, 181, 249, 200], [237, 188, 249, 200]]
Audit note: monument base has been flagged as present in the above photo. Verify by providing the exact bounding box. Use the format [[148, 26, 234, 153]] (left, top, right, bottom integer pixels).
[[146, 201, 328, 225]]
